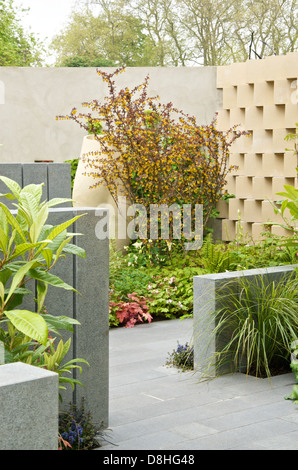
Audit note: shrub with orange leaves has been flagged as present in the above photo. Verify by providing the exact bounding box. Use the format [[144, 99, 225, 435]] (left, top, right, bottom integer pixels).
[[57, 67, 248, 238]]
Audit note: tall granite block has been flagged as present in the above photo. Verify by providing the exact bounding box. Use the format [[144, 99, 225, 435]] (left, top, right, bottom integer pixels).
[[46, 207, 110, 427], [193, 265, 297, 376], [0, 362, 58, 450], [0, 162, 71, 207], [46, 208, 76, 406], [23, 163, 49, 202], [74, 208, 109, 427], [47, 163, 72, 203]]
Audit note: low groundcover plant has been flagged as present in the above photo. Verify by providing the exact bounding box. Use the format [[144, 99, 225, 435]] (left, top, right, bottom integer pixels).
[[166, 342, 194, 371], [58, 399, 103, 450]]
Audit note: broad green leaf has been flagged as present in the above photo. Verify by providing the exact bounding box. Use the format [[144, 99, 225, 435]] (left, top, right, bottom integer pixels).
[[28, 268, 78, 292], [0, 206, 9, 236], [0, 267, 12, 287], [5, 309, 48, 346], [47, 198, 74, 208], [0, 193, 15, 200], [277, 185, 298, 201], [286, 201, 298, 219], [8, 240, 52, 262], [0, 203, 26, 242], [0, 176, 21, 199], [0, 226, 8, 254], [42, 314, 81, 334], [7, 229, 17, 257], [0, 281, 4, 304], [280, 199, 289, 216], [29, 204, 49, 243], [5, 260, 38, 304], [62, 243, 86, 258], [21, 183, 43, 206], [36, 281, 48, 313], [13, 202, 32, 227], [51, 235, 73, 267], [58, 376, 85, 390], [4, 287, 32, 296], [47, 230, 67, 252], [46, 214, 85, 241], [40, 248, 53, 267], [19, 191, 40, 222]]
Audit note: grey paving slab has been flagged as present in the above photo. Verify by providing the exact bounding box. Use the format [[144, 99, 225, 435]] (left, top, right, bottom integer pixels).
[[96, 318, 298, 451]]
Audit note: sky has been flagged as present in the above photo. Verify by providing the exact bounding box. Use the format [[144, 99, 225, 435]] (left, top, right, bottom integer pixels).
[[13, 0, 79, 40], [13, 0, 84, 63]]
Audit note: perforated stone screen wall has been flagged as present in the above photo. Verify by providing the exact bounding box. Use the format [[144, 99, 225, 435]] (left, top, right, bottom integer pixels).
[[215, 52, 298, 241]]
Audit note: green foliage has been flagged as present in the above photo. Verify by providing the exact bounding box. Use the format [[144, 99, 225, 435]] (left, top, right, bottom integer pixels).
[[51, 6, 160, 67], [263, 126, 298, 254], [284, 123, 298, 158], [64, 158, 78, 191], [228, 231, 298, 270], [51, 0, 298, 67], [200, 233, 231, 273], [109, 232, 298, 327], [285, 339, 298, 404], [59, 398, 102, 450], [146, 265, 206, 320], [60, 56, 116, 67], [166, 342, 194, 371], [0, 176, 88, 396], [198, 274, 298, 379], [0, 0, 44, 66], [109, 239, 209, 325], [85, 118, 103, 136]]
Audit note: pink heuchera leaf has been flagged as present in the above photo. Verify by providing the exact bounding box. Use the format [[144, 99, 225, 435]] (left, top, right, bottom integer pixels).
[[113, 293, 152, 327]]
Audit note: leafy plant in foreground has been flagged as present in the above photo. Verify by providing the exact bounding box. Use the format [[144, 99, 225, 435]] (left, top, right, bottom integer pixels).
[[0, 176, 88, 396]]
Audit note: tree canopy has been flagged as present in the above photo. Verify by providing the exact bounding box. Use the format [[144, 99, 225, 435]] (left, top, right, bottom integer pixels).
[[0, 0, 44, 66], [51, 0, 298, 67]]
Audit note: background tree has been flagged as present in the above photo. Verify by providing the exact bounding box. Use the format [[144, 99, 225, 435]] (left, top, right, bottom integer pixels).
[[52, 1, 160, 67], [54, 0, 297, 67], [0, 0, 44, 66]]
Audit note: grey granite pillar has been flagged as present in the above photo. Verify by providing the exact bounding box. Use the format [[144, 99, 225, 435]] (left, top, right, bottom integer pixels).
[[47, 207, 110, 428]]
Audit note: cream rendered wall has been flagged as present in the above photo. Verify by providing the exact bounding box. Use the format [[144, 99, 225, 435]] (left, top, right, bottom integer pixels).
[[216, 52, 298, 241], [0, 66, 220, 164]]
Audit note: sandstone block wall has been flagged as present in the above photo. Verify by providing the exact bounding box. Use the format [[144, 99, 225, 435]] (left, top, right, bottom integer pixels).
[[216, 52, 298, 241]]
